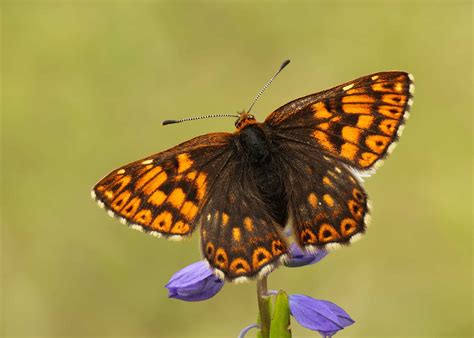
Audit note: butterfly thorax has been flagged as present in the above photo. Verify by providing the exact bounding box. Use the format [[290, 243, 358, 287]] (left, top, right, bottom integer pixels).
[[238, 123, 288, 227]]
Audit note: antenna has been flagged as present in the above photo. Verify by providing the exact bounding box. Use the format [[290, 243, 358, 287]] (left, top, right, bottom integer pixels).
[[162, 59, 290, 127], [247, 59, 290, 113], [162, 113, 240, 126]]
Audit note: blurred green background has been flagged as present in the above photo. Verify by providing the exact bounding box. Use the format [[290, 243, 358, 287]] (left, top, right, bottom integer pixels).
[[1, 1, 472, 337]]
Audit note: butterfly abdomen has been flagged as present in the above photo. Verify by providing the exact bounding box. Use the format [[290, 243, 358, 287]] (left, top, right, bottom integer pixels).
[[239, 124, 288, 226]]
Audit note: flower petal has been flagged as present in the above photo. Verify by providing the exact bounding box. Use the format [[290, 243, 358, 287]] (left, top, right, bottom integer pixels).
[[317, 299, 354, 328], [165, 261, 224, 302], [289, 294, 354, 335], [285, 243, 328, 267]]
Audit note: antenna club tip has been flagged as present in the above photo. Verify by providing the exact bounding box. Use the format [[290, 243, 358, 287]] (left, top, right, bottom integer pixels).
[[280, 59, 291, 70], [162, 120, 177, 126]]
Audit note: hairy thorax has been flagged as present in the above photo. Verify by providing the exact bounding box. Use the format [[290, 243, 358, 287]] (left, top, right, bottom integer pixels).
[[238, 124, 288, 226]]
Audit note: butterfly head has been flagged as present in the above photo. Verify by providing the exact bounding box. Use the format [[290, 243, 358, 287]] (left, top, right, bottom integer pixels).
[[235, 112, 257, 131]]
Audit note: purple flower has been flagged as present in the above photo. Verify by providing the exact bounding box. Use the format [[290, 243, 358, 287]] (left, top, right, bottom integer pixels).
[[165, 261, 224, 302], [284, 243, 329, 267], [289, 294, 354, 337]]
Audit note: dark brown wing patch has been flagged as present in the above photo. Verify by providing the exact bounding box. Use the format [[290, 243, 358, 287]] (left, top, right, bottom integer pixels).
[[275, 140, 370, 251]]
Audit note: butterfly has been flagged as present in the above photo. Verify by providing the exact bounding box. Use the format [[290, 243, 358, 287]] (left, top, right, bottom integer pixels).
[[92, 66, 414, 283]]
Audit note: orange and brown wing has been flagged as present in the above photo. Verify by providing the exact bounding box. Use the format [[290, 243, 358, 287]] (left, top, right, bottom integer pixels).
[[198, 154, 288, 282], [265, 71, 414, 172], [276, 140, 370, 251], [92, 132, 235, 239]]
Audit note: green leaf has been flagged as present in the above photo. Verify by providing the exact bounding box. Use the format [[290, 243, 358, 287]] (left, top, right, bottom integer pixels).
[[269, 290, 291, 338]]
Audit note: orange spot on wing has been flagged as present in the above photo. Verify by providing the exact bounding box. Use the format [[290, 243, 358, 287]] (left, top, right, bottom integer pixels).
[[230, 258, 250, 274], [346, 88, 365, 94], [356, 115, 374, 129], [352, 188, 365, 202], [180, 201, 198, 221], [323, 194, 335, 207], [111, 191, 131, 211], [244, 217, 254, 232], [382, 94, 407, 106], [204, 242, 214, 258], [341, 126, 361, 143], [177, 153, 194, 173], [322, 176, 333, 187], [308, 193, 318, 208], [379, 119, 398, 135], [151, 211, 173, 232], [171, 221, 190, 235], [312, 102, 333, 119], [121, 197, 141, 218], [215, 248, 229, 269], [365, 135, 390, 154], [394, 82, 404, 92], [340, 143, 359, 160], [186, 171, 197, 180], [132, 209, 152, 225], [271, 240, 285, 256], [300, 229, 317, 244], [342, 104, 371, 114], [372, 82, 396, 92], [103, 175, 131, 200], [378, 105, 403, 119], [348, 200, 364, 219], [317, 122, 330, 130], [341, 218, 358, 236], [142, 171, 167, 195], [318, 224, 341, 243], [222, 213, 229, 225], [196, 172, 207, 200], [232, 228, 241, 242], [358, 152, 378, 167], [148, 190, 167, 206], [313, 130, 336, 152], [252, 248, 272, 269], [342, 95, 375, 103], [136, 166, 162, 189], [104, 190, 114, 200], [168, 188, 186, 209]]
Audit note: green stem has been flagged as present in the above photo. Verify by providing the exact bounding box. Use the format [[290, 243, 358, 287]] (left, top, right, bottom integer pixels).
[[257, 276, 271, 338]]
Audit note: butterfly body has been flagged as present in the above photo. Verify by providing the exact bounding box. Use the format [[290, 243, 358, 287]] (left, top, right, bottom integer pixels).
[[92, 71, 414, 282], [238, 123, 289, 227]]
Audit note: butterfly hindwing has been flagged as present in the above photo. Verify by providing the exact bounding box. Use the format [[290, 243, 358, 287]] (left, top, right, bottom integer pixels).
[[199, 153, 288, 282], [92, 133, 234, 239], [266, 71, 414, 172], [276, 140, 369, 250]]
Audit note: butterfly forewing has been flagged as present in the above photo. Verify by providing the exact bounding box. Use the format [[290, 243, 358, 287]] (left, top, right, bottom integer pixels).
[[266, 71, 414, 172], [92, 133, 234, 239]]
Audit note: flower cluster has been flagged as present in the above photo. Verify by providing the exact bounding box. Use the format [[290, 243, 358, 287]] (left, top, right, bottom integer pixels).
[[165, 244, 354, 337]]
